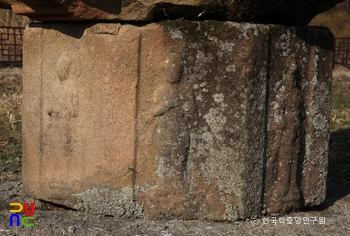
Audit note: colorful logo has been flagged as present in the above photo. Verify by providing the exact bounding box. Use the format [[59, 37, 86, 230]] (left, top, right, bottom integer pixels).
[[9, 202, 35, 227]]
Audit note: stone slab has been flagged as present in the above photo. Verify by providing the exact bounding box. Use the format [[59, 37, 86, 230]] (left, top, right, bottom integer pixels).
[[22, 23, 141, 215], [0, 0, 344, 24], [22, 21, 333, 221]]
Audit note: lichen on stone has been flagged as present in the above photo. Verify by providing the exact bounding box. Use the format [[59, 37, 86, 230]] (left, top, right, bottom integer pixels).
[[72, 188, 144, 218]]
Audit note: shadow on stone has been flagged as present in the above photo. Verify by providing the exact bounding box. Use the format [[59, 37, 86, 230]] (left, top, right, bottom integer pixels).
[[28, 22, 90, 39], [282, 25, 334, 51], [86, 0, 122, 15]]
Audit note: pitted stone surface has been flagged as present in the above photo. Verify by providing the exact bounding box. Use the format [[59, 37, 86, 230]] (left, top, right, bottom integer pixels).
[[134, 21, 269, 221], [73, 188, 144, 218], [265, 26, 333, 213], [22, 21, 332, 221], [0, 0, 343, 24]]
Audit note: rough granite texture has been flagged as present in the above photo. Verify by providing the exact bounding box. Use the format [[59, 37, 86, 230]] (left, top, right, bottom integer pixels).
[[22, 21, 333, 221], [0, 0, 343, 24]]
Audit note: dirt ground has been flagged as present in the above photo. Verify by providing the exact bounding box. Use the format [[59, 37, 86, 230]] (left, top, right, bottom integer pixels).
[[0, 178, 349, 235], [0, 67, 349, 235]]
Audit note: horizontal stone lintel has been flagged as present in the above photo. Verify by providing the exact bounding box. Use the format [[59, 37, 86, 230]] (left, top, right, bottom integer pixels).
[[0, 0, 343, 24]]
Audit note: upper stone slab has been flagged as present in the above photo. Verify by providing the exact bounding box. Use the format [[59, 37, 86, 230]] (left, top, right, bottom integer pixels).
[[0, 0, 344, 24]]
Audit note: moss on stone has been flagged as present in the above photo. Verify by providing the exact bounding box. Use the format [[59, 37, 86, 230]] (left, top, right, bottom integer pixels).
[[158, 20, 237, 43]]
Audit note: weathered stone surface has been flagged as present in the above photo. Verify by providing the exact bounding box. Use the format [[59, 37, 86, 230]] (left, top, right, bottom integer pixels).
[[0, 0, 343, 24], [264, 27, 333, 213], [22, 21, 332, 221], [22, 23, 140, 217], [135, 22, 269, 221]]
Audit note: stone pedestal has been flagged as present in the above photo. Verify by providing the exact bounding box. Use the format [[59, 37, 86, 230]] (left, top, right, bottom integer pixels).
[[22, 21, 332, 221]]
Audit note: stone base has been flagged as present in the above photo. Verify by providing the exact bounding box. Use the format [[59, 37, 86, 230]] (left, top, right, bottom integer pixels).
[[22, 21, 332, 221]]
